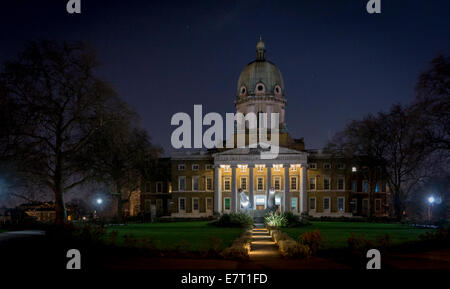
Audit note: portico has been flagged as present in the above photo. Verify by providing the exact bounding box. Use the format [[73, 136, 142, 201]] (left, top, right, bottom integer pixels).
[[213, 147, 307, 215]]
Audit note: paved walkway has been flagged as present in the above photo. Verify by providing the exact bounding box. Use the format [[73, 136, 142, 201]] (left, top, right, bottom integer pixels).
[[0, 230, 45, 243], [249, 225, 281, 261]]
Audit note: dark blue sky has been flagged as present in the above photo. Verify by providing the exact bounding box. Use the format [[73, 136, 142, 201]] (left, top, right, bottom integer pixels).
[[1, 0, 449, 154]]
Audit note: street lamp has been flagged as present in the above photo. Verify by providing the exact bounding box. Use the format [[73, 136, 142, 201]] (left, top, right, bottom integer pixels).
[[427, 195, 435, 223], [96, 198, 103, 205]]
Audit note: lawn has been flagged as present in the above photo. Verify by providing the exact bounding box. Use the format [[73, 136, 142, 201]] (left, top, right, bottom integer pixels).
[[104, 221, 242, 251], [281, 222, 433, 249]]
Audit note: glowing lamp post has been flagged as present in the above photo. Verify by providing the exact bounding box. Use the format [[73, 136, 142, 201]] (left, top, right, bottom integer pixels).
[[427, 195, 435, 222], [96, 198, 103, 205]]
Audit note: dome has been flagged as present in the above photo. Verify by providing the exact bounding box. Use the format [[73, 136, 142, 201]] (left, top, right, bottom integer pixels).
[[236, 39, 284, 98]]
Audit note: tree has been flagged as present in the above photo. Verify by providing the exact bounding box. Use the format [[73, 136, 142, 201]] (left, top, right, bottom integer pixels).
[[0, 40, 131, 224], [328, 115, 387, 218], [78, 120, 161, 221], [414, 54, 450, 153]]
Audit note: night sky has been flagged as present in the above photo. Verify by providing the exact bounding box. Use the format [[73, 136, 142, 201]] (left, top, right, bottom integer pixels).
[[1, 0, 449, 155]]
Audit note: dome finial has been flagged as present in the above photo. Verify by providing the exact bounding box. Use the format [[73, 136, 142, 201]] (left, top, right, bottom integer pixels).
[[256, 36, 265, 61]]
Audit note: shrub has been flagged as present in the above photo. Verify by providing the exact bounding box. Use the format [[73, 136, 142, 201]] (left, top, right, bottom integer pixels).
[[283, 211, 311, 227], [108, 230, 119, 246], [272, 230, 291, 243], [347, 234, 373, 252], [221, 230, 251, 260], [278, 240, 311, 258], [212, 213, 253, 227], [299, 229, 322, 254], [264, 211, 287, 228], [140, 237, 157, 250]]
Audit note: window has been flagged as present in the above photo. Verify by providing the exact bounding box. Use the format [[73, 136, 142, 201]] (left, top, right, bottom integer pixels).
[[274, 177, 281, 190], [324, 176, 330, 190], [192, 176, 199, 191], [375, 199, 381, 212], [206, 197, 213, 211], [192, 198, 199, 212], [337, 163, 345, 169], [338, 197, 345, 212], [352, 166, 357, 172], [338, 177, 345, 190], [362, 199, 369, 214], [156, 182, 163, 193], [309, 197, 316, 210], [256, 84, 264, 92], [224, 197, 231, 211], [290, 176, 298, 190], [375, 181, 380, 193], [144, 199, 151, 212], [309, 178, 316, 190], [240, 177, 247, 190], [178, 176, 186, 191], [206, 177, 213, 191], [275, 195, 281, 205], [192, 164, 199, 171], [224, 177, 231, 191], [205, 164, 213, 170], [179, 198, 186, 212], [178, 164, 186, 171], [291, 197, 298, 212], [323, 197, 330, 211], [352, 180, 357, 192], [363, 181, 368, 193], [309, 163, 317, 169], [145, 182, 151, 193], [323, 163, 331, 169], [351, 198, 358, 213], [257, 177, 264, 190]]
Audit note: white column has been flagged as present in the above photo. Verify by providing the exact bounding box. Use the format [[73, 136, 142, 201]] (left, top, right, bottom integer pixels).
[[231, 165, 237, 212], [248, 164, 254, 210], [284, 164, 290, 212], [301, 164, 307, 213], [214, 165, 221, 214], [266, 164, 272, 209]]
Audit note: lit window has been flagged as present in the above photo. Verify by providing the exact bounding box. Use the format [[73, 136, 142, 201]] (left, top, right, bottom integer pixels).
[[291, 197, 298, 211], [352, 166, 357, 172], [257, 177, 264, 190], [352, 181, 357, 192], [224, 198, 231, 211], [290, 177, 298, 190], [240, 177, 247, 190], [274, 177, 281, 190], [224, 177, 231, 191]]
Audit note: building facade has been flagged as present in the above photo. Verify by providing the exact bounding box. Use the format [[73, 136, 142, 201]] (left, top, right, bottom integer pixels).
[[165, 39, 389, 218]]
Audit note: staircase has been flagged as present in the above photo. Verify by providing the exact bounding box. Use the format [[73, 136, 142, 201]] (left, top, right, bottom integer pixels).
[[252, 209, 267, 225]]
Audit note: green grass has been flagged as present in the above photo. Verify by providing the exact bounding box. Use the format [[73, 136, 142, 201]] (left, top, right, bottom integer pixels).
[[104, 221, 242, 251], [281, 222, 434, 249]]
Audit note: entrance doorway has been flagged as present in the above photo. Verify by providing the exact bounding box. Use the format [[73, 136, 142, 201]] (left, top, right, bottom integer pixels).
[[254, 195, 266, 210]]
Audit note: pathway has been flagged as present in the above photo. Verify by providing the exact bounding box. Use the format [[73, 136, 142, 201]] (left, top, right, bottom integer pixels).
[[249, 224, 281, 261]]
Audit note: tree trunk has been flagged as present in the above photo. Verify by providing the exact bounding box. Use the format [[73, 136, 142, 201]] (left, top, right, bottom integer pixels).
[[54, 186, 66, 225], [393, 193, 403, 221]]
